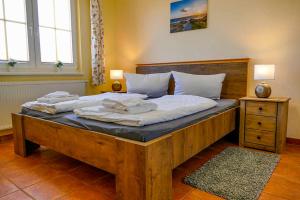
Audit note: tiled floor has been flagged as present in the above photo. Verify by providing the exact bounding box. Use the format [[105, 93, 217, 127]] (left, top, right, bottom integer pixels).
[[0, 137, 300, 200]]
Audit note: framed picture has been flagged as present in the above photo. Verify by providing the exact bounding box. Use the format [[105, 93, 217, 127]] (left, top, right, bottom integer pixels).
[[170, 0, 208, 33]]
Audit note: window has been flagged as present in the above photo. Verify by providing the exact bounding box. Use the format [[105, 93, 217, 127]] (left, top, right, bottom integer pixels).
[[37, 0, 73, 64], [0, 0, 29, 62], [0, 0, 77, 73]]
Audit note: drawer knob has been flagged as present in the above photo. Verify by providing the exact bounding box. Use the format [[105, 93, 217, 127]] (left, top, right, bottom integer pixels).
[[259, 107, 263, 111], [257, 122, 262, 126], [257, 136, 261, 140]]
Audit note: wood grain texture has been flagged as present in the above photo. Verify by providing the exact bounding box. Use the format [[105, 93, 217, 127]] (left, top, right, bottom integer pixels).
[[19, 114, 118, 174], [243, 142, 276, 152], [12, 114, 26, 156], [246, 115, 277, 132], [239, 97, 290, 153], [172, 108, 236, 168], [245, 129, 275, 147], [239, 100, 246, 147], [276, 101, 289, 153], [246, 101, 277, 117], [240, 97, 291, 102], [136, 58, 249, 99], [116, 136, 173, 200], [137, 58, 250, 66], [12, 114, 39, 156]]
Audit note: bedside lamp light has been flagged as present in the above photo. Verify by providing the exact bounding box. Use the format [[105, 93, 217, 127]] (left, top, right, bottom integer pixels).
[[110, 70, 123, 91], [254, 65, 275, 98]]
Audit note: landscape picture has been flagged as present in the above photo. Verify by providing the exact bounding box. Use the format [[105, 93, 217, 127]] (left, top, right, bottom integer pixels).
[[170, 0, 208, 33]]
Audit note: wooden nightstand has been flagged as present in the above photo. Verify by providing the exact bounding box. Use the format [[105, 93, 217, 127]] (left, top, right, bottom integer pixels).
[[239, 97, 290, 153]]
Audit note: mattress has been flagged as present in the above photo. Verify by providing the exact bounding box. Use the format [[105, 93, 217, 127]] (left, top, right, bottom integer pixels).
[[21, 99, 238, 142]]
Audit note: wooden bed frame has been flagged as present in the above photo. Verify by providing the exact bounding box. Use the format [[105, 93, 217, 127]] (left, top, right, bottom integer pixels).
[[12, 58, 249, 200]]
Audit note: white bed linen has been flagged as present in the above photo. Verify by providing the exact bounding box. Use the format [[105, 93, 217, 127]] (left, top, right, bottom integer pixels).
[[74, 95, 217, 127], [22, 93, 148, 114]]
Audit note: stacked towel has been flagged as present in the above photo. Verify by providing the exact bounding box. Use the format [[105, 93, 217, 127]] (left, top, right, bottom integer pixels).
[[22, 92, 148, 114], [101, 98, 157, 114], [37, 91, 79, 104]]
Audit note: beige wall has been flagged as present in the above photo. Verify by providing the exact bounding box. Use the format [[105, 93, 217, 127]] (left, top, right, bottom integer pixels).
[[112, 0, 300, 139]]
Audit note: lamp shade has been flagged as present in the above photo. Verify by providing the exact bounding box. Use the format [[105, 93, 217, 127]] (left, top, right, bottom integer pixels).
[[254, 65, 275, 80], [110, 70, 123, 80]]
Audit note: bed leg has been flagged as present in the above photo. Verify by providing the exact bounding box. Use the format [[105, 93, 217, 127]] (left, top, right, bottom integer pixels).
[[116, 136, 173, 200], [12, 114, 40, 157]]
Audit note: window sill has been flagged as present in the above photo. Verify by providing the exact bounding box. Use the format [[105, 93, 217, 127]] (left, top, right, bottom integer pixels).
[[0, 72, 84, 76]]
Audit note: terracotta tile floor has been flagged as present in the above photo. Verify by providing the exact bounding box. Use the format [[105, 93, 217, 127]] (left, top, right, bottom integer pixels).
[[0, 138, 300, 200]]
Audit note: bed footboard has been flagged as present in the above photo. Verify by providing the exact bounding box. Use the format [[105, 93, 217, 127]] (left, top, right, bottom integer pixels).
[[11, 107, 237, 200], [12, 113, 118, 174], [11, 113, 173, 200]]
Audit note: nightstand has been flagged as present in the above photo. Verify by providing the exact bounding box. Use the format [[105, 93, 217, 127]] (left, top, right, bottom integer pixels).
[[239, 97, 290, 153]]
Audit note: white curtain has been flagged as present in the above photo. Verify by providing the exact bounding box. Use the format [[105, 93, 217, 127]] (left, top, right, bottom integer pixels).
[[91, 0, 105, 86]]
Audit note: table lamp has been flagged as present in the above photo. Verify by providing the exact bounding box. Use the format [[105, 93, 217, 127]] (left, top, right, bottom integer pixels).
[[254, 64, 275, 98], [110, 70, 123, 92]]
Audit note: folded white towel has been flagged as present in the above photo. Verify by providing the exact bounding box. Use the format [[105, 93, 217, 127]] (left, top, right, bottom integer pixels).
[[22, 92, 148, 114], [99, 102, 157, 114], [37, 95, 80, 104], [37, 91, 79, 104], [102, 98, 144, 110], [44, 91, 71, 98]]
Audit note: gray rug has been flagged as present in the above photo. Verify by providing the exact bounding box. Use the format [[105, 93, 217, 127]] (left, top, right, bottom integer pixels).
[[184, 147, 280, 200]]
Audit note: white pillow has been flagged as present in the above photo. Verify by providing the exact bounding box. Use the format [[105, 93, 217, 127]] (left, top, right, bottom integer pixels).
[[124, 73, 171, 98], [172, 71, 226, 99]]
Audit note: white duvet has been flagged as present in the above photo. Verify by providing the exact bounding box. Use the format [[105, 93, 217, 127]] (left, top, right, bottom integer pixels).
[[74, 95, 217, 126], [22, 93, 148, 114]]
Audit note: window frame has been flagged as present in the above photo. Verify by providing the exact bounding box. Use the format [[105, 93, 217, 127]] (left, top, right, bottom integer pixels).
[[32, 0, 78, 68], [0, 0, 79, 74]]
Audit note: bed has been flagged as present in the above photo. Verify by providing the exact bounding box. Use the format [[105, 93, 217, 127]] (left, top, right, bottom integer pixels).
[[12, 58, 249, 200]]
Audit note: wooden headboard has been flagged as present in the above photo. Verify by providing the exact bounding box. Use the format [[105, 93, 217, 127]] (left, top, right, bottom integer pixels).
[[136, 58, 249, 99]]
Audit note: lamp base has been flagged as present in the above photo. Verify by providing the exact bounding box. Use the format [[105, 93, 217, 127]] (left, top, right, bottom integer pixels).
[[112, 81, 122, 92], [255, 82, 272, 98]]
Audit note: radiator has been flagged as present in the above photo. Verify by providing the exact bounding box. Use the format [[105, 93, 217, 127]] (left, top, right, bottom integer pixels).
[[0, 80, 87, 130]]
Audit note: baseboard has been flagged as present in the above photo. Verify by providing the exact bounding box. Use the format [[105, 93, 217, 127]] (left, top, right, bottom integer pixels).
[[287, 137, 300, 145], [0, 130, 13, 143], [0, 128, 12, 136], [0, 125, 12, 131]]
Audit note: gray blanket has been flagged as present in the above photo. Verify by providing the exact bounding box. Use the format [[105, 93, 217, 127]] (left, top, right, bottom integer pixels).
[[21, 99, 238, 142]]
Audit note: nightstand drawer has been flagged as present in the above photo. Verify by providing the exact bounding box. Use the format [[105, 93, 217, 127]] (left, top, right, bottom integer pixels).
[[246, 101, 277, 117], [246, 115, 276, 132], [245, 129, 275, 147]]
